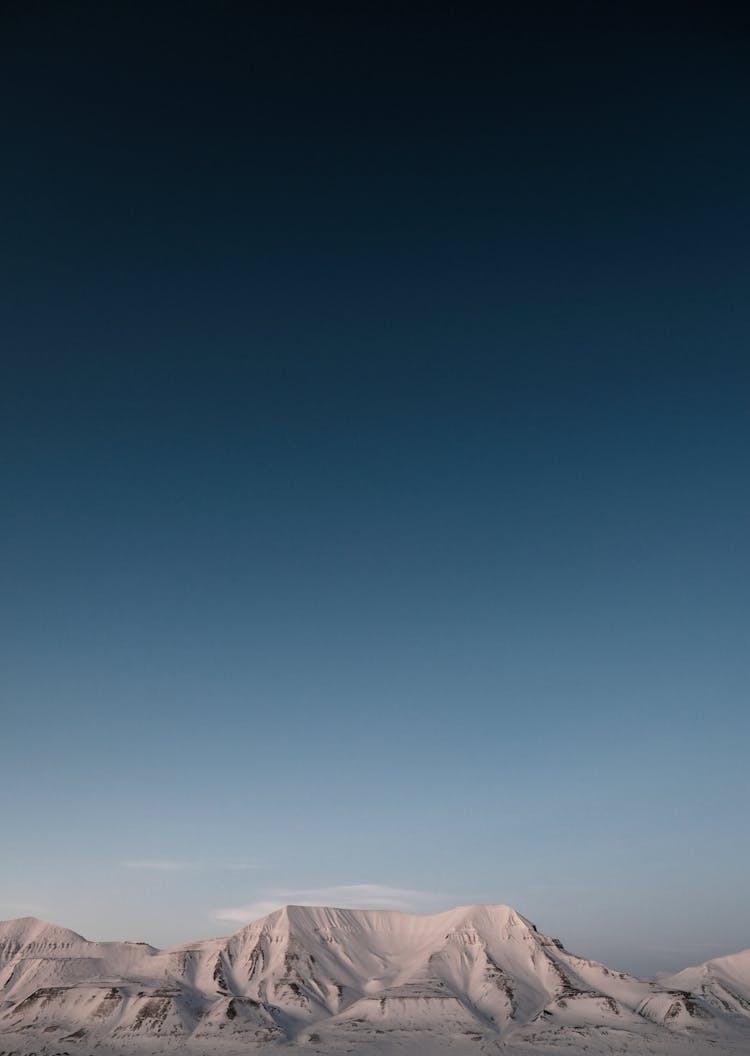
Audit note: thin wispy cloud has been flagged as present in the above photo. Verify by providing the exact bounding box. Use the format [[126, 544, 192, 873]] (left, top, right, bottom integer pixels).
[[527, 883, 595, 893], [124, 860, 197, 872], [213, 883, 441, 924], [0, 900, 46, 916], [124, 860, 263, 873], [644, 943, 732, 954]]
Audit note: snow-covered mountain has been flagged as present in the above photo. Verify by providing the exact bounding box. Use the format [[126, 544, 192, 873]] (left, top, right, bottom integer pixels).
[[1, 904, 748, 1055]]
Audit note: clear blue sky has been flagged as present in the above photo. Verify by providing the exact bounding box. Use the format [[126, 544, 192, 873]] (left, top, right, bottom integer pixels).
[[1, 4, 749, 976]]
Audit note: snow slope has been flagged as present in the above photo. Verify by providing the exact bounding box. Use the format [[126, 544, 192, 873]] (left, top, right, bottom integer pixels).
[[0, 905, 748, 1055]]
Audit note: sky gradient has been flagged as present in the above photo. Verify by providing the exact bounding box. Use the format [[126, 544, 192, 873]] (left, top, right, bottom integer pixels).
[[1, 4, 749, 976]]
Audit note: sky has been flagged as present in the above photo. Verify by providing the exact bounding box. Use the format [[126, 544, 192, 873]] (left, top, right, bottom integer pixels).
[[1, 3, 749, 977]]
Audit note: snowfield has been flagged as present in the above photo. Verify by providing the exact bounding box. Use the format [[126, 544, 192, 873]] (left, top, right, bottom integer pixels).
[[0, 904, 748, 1055]]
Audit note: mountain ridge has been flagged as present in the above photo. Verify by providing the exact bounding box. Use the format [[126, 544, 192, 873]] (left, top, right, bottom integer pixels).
[[1, 903, 748, 1055]]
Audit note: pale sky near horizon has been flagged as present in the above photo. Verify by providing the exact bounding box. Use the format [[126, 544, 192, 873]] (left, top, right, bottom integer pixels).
[[2, 4, 749, 978]]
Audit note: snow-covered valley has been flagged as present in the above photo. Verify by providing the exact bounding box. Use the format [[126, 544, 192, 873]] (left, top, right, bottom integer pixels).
[[1, 904, 748, 1056]]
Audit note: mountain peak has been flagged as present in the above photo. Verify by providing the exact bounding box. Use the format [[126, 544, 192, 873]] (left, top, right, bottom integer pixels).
[[0, 916, 86, 944], [0, 905, 748, 1053]]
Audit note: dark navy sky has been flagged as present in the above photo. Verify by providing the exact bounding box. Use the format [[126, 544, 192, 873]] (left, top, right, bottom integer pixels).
[[2, 4, 749, 974]]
